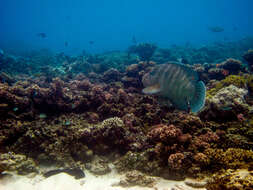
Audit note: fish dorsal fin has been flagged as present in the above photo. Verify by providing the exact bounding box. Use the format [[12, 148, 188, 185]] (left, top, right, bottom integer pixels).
[[190, 81, 206, 113], [142, 84, 161, 94]]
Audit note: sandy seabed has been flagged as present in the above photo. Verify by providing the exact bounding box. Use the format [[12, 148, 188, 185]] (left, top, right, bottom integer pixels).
[[0, 168, 206, 190]]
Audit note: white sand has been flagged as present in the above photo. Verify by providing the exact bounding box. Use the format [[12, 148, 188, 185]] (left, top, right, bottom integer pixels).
[[0, 167, 206, 190]]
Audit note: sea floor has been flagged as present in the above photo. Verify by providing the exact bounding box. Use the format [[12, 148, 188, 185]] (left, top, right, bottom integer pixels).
[[0, 166, 206, 190]]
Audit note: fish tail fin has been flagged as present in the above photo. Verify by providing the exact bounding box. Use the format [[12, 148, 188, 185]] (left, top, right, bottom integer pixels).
[[191, 81, 206, 113]]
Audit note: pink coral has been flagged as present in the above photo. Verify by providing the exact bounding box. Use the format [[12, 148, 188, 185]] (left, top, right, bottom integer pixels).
[[193, 131, 219, 150], [198, 131, 219, 143], [147, 124, 182, 143], [117, 88, 128, 103]]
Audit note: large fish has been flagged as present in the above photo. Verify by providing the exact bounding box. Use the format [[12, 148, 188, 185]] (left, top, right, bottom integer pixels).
[[142, 62, 206, 113]]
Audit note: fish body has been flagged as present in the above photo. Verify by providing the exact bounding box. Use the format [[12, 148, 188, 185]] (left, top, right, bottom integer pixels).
[[142, 62, 206, 113]]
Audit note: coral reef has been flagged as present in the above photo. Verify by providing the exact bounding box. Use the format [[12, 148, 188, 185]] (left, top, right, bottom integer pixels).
[[204, 148, 253, 170], [210, 85, 248, 110], [113, 170, 156, 187], [0, 152, 38, 175], [201, 78, 252, 121], [0, 38, 253, 186], [207, 169, 253, 190], [184, 178, 208, 188], [217, 58, 243, 75], [206, 75, 249, 98], [85, 156, 111, 175]]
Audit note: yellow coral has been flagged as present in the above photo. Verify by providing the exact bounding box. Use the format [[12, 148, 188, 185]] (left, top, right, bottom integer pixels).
[[207, 169, 253, 190], [206, 75, 250, 99], [205, 148, 253, 168], [101, 117, 124, 129]]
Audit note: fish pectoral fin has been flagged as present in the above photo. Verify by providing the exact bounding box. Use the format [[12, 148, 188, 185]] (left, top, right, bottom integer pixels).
[[142, 84, 161, 94]]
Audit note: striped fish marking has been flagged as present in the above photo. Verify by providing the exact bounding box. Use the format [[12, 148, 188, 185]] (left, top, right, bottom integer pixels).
[[142, 62, 206, 113]]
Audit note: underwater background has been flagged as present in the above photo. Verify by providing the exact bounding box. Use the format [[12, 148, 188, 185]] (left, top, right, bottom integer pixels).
[[1, 1, 253, 190], [1, 0, 253, 54]]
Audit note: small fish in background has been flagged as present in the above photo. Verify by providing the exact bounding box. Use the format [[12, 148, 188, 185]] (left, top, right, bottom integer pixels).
[[64, 41, 68, 47], [37, 33, 47, 38], [89, 41, 94, 45], [208, 26, 224, 33], [142, 62, 206, 113], [233, 26, 238, 31]]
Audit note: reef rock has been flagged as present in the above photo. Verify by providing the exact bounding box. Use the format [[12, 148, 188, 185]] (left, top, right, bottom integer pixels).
[[218, 58, 243, 75], [211, 85, 248, 109], [0, 152, 38, 175], [85, 156, 111, 175], [200, 85, 250, 121], [113, 170, 156, 187]]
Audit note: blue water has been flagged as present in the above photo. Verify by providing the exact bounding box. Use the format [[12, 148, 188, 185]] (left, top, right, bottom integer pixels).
[[0, 0, 252, 54]]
